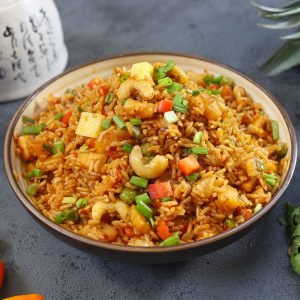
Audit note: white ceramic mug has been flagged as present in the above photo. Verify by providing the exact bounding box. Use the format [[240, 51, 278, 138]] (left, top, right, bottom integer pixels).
[[0, 0, 68, 102]]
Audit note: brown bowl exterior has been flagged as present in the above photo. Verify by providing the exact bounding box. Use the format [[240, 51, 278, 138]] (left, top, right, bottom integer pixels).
[[4, 52, 298, 263]]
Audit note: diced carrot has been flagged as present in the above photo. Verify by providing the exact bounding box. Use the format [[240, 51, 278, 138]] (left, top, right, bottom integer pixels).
[[221, 85, 233, 101], [207, 84, 220, 90], [87, 138, 96, 148], [148, 182, 173, 200], [3, 295, 45, 300], [236, 208, 251, 220], [157, 220, 172, 240], [158, 100, 173, 113], [0, 260, 4, 288], [98, 85, 109, 97], [88, 77, 101, 90], [107, 147, 122, 159], [61, 111, 72, 125], [124, 226, 134, 238], [178, 155, 200, 176], [152, 198, 162, 208]]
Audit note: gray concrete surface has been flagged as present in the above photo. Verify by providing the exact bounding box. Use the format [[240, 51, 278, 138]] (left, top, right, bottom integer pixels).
[[0, 0, 299, 299]]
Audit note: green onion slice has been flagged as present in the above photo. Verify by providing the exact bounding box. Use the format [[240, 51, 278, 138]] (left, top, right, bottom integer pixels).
[[101, 119, 111, 130], [193, 131, 203, 144], [130, 176, 148, 188], [130, 118, 142, 126], [136, 201, 153, 218], [135, 193, 151, 205], [122, 143, 133, 153], [185, 173, 200, 182], [113, 115, 126, 129], [191, 147, 208, 155], [159, 232, 180, 246]]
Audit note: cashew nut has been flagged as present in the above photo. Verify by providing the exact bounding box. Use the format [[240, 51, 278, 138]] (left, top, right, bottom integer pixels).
[[123, 98, 156, 119], [128, 205, 150, 234], [129, 145, 168, 179], [233, 86, 245, 100], [92, 200, 129, 221], [168, 66, 188, 85], [117, 79, 154, 101]]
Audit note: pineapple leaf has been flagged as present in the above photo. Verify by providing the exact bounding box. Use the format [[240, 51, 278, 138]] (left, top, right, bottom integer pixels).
[[264, 6, 300, 19], [250, 2, 288, 13], [258, 17, 300, 30], [281, 30, 300, 39], [261, 40, 300, 75]]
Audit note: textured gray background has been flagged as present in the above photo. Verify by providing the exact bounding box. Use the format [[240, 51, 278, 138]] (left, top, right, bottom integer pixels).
[[0, 0, 299, 299]]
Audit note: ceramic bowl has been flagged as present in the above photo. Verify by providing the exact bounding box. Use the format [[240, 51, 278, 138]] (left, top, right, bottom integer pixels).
[[4, 52, 297, 263]]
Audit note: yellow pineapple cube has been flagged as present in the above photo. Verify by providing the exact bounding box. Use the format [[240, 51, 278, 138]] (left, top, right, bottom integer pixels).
[[130, 62, 154, 82], [75, 112, 104, 138]]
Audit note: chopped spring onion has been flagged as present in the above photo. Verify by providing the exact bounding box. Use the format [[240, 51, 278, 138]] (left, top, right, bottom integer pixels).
[[159, 232, 180, 246], [54, 112, 63, 120], [26, 184, 37, 196], [164, 111, 178, 124], [54, 141, 65, 153], [25, 168, 43, 179], [167, 82, 183, 94], [220, 76, 233, 86], [225, 218, 235, 228], [186, 88, 206, 96], [262, 173, 277, 186], [122, 143, 133, 153], [54, 209, 78, 224], [79, 144, 89, 152], [149, 216, 155, 227], [120, 188, 137, 205], [158, 77, 172, 87], [191, 147, 208, 155], [185, 172, 200, 182], [101, 119, 111, 130], [76, 198, 88, 208], [43, 144, 55, 154], [105, 93, 114, 104], [121, 73, 130, 82], [212, 75, 223, 84], [132, 126, 141, 137], [256, 160, 264, 172], [136, 201, 153, 218], [22, 125, 41, 135], [160, 197, 172, 202], [130, 118, 142, 126], [130, 176, 148, 188], [203, 75, 213, 85], [154, 60, 175, 82], [22, 116, 35, 124], [253, 203, 262, 214], [62, 196, 77, 204], [77, 106, 83, 112], [208, 89, 221, 95], [272, 120, 279, 141], [135, 193, 151, 205], [277, 142, 288, 159], [113, 115, 126, 129], [193, 131, 203, 144], [173, 94, 188, 113]]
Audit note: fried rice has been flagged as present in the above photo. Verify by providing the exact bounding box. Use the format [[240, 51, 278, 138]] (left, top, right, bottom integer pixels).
[[15, 60, 289, 247]]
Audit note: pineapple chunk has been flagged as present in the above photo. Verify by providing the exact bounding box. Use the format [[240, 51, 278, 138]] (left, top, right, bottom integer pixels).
[[75, 112, 104, 138], [130, 62, 154, 82], [216, 185, 244, 214]]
